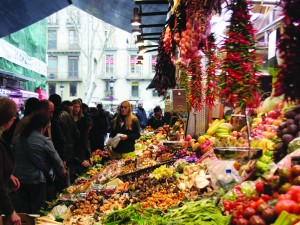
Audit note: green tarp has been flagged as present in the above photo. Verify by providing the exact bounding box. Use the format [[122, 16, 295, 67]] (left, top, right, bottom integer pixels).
[[0, 19, 47, 91]]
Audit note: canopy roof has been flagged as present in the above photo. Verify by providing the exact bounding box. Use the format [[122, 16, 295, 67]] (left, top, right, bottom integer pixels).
[[0, 0, 169, 38]]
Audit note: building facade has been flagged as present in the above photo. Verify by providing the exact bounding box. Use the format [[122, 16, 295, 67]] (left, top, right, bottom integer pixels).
[[46, 6, 163, 113]]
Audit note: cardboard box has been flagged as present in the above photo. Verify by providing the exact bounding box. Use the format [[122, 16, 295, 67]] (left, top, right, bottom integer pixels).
[[0, 214, 36, 225]]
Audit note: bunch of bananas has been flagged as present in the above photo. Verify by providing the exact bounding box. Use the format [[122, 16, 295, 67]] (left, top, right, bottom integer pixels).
[[215, 123, 233, 138]]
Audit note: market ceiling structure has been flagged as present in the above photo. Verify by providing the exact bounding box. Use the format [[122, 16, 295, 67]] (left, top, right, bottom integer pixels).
[[0, 0, 170, 38], [0, 0, 281, 39]]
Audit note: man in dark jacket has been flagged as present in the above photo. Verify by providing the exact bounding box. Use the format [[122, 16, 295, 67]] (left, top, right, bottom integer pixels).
[[147, 106, 165, 130], [135, 101, 148, 130], [49, 94, 79, 191]]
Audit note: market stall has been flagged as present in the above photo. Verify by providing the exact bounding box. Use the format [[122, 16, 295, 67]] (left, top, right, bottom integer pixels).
[[30, 0, 300, 224]]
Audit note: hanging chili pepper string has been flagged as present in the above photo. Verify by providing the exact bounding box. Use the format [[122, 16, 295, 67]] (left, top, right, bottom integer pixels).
[[219, 0, 261, 110], [205, 34, 219, 108], [274, 0, 300, 101]]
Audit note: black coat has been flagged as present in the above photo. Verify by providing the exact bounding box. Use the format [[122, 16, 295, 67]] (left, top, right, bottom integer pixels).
[[51, 108, 80, 164], [0, 137, 15, 215], [110, 117, 140, 154]]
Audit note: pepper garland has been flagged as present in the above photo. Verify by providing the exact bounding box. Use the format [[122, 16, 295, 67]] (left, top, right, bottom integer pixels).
[[153, 27, 176, 96], [273, 0, 300, 101], [219, 0, 261, 110], [205, 34, 219, 108]]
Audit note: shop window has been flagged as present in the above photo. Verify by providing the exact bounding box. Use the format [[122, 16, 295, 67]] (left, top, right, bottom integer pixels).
[[130, 55, 141, 75], [105, 55, 114, 74], [48, 83, 56, 95], [68, 56, 78, 78], [48, 30, 57, 49], [131, 82, 139, 97], [69, 30, 79, 49], [151, 55, 157, 74], [70, 82, 77, 97]]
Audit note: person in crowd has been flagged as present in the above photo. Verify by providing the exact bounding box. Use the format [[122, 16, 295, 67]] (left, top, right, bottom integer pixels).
[[89, 107, 108, 152], [72, 99, 84, 122], [97, 103, 111, 133], [70, 99, 92, 182], [135, 101, 148, 130], [12, 97, 39, 143], [81, 103, 90, 117], [0, 97, 21, 225], [49, 94, 79, 192], [110, 100, 140, 156], [61, 100, 74, 114], [147, 106, 166, 130], [36, 100, 55, 139], [12, 113, 66, 213]]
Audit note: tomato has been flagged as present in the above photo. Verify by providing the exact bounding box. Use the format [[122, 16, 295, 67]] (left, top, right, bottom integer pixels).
[[278, 193, 292, 201], [275, 200, 299, 215], [255, 180, 265, 194], [287, 185, 300, 193], [260, 194, 272, 202], [243, 207, 257, 219]]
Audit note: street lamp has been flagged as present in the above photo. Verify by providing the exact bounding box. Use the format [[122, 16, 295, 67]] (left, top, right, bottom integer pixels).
[[109, 76, 115, 111]]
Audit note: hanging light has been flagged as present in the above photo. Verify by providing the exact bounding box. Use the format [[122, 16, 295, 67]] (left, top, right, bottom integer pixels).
[[135, 35, 144, 46], [138, 46, 146, 55], [132, 26, 142, 35], [136, 60, 143, 65], [131, 8, 141, 26], [137, 55, 144, 61]]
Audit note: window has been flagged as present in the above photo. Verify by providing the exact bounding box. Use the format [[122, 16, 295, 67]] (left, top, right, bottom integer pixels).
[[47, 14, 58, 25], [48, 30, 57, 49], [48, 56, 57, 78], [151, 55, 157, 73], [69, 30, 79, 49], [105, 55, 114, 74], [48, 83, 56, 95], [130, 55, 141, 75], [131, 82, 139, 97], [152, 90, 158, 97], [68, 56, 78, 78], [70, 82, 77, 96]]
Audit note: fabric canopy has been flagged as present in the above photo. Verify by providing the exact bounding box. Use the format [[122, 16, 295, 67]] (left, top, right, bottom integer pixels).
[[0, 0, 70, 38], [0, 0, 169, 38]]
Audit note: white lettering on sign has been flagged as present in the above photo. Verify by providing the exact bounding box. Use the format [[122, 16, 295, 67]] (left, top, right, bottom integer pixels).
[[0, 39, 47, 75]]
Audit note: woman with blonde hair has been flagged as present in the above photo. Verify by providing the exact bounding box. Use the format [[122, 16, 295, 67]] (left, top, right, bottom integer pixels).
[[110, 100, 140, 154]]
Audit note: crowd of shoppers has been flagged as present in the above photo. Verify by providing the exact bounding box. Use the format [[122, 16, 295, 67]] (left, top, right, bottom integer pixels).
[[0, 94, 169, 218]]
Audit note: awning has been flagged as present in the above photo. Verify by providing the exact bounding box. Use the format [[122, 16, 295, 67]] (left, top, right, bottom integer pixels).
[[0, 0, 169, 38], [0, 0, 70, 38]]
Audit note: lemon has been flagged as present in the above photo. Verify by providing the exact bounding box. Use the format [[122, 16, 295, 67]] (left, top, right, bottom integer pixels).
[[197, 136, 206, 144]]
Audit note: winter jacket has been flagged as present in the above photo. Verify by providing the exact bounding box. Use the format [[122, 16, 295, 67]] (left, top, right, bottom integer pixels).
[[13, 131, 65, 184], [0, 136, 15, 215]]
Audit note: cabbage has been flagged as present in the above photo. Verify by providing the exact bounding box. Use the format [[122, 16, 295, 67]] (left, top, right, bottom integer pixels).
[[261, 95, 283, 113]]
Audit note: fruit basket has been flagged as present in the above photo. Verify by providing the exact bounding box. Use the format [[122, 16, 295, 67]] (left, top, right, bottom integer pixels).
[[214, 147, 262, 163]]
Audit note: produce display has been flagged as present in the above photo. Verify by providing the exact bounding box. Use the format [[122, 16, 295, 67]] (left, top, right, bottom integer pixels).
[[33, 0, 300, 223], [34, 101, 300, 225]]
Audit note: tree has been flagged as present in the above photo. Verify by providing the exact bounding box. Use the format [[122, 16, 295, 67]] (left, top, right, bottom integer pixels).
[[67, 7, 115, 104]]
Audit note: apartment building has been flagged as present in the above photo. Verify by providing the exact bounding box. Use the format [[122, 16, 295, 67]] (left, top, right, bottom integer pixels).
[[46, 6, 163, 112]]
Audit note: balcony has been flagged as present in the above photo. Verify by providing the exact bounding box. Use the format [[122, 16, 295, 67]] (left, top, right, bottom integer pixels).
[[47, 43, 80, 53], [47, 72, 82, 82]]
